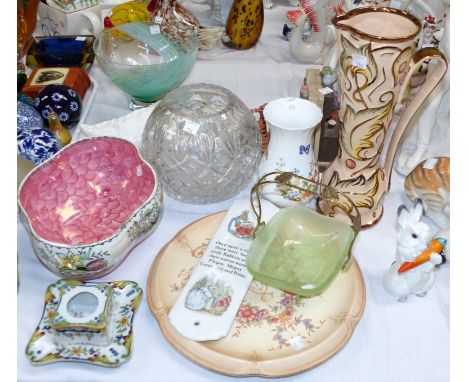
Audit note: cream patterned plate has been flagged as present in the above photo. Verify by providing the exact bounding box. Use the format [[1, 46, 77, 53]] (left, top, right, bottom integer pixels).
[[26, 279, 142, 367], [147, 211, 366, 377]]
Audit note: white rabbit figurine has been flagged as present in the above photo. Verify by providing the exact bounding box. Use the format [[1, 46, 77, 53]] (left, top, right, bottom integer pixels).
[[383, 200, 445, 302]]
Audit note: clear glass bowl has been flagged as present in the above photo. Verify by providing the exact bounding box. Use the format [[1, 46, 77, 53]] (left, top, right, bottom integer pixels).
[[141, 83, 262, 204], [94, 22, 198, 110]]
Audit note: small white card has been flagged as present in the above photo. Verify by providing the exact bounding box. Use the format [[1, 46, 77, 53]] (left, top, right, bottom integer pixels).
[[150, 25, 160, 35], [136, 165, 142, 177], [352, 54, 368, 69], [183, 120, 200, 135], [168, 199, 279, 341], [75, 36, 86, 41], [319, 87, 334, 95]]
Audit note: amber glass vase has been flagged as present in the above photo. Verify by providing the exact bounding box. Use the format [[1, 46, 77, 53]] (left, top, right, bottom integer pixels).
[[223, 0, 264, 50]]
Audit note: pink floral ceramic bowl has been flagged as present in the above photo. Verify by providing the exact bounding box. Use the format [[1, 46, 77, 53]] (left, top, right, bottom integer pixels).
[[18, 137, 163, 279]]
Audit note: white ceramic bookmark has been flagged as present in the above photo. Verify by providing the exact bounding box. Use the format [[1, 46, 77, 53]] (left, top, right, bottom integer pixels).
[[168, 198, 279, 341]]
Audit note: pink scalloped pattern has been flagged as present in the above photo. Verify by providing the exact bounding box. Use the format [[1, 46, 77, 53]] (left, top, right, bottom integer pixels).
[[19, 138, 156, 245]]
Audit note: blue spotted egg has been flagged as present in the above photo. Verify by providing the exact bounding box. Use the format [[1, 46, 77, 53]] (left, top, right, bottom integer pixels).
[[17, 101, 44, 132], [35, 84, 82, 127]]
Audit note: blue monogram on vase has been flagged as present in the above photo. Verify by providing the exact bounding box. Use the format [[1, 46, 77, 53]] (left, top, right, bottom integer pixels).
[[299, 144, 310, 155]]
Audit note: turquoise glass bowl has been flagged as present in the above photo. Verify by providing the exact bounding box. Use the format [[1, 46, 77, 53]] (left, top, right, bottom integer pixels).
[[94, 22, 198, 110], [246, 205, 355, 297]]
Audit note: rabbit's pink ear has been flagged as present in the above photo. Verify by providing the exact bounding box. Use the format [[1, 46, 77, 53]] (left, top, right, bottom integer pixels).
[[397, 204, 410, 226]]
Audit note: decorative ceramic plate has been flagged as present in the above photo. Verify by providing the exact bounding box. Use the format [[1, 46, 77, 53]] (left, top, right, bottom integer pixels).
[[147, 212, 366, 377], [26, 279, 142, 367]]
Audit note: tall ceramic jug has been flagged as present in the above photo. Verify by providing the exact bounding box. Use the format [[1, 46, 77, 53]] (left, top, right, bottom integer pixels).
[[258, 97, 323, 207], [318, 7, 447, 227]]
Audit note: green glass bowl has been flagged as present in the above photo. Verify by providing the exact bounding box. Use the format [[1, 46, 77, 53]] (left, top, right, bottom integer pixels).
[[246, 205, 355, 297], [94, 22, 198, 110]]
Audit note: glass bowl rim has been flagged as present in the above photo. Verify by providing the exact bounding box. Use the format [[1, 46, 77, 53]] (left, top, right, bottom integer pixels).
[[93, 21, 198, 69]]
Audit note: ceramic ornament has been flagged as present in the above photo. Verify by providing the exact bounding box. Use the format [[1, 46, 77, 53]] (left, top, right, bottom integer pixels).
[[318, 6, 447, 227], [257, 97, 322, 207], [35, 84, 82, 127], [26, 279, 143, 366], [383, 200, 447, 302], [404, 157, 449, 229], [168, 199, 279, 341]]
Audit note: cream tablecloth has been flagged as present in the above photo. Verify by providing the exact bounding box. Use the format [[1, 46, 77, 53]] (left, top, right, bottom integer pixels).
[[18, 2, 449, 381]]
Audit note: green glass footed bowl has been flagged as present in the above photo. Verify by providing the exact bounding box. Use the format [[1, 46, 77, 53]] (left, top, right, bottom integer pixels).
[[94, 22, 198, 110], [246, 205, 355, 297]]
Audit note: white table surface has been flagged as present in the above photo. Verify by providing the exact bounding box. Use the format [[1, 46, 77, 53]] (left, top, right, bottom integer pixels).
[[18, 2, 449, 381]]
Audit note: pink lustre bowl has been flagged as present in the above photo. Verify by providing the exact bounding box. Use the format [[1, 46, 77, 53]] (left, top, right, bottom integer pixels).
[[18, 137, 163, 279]]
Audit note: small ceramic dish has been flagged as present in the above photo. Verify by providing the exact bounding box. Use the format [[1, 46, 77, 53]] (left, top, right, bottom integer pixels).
[[18, 136, 163, 279], [26, 279, 143, 367]]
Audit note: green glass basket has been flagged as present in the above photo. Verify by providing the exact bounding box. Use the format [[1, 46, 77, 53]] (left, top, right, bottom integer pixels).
[[246, 172, 361, 297]]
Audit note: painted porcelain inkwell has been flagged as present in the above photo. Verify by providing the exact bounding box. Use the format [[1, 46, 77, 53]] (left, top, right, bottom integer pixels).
[[26, 279, 142, 367], [52, 282, 113, 346]]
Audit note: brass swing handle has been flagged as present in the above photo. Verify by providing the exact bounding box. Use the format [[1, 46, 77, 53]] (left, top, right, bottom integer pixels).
[[249, 171, 362, 268]]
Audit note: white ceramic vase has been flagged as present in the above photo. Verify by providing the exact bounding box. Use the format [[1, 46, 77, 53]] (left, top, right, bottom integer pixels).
[[258, 97, 322, 207]]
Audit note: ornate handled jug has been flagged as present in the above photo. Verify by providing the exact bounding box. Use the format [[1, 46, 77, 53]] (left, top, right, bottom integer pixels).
[[318, 6, 447, 227]]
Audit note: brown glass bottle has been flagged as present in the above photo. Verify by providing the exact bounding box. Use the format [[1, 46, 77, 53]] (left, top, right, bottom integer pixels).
[[223, 0, 264, 50]]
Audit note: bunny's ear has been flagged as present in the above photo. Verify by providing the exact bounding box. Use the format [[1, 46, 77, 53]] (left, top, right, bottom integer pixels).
[[397, 204, 410, 227], [412, 198, 425, 221]]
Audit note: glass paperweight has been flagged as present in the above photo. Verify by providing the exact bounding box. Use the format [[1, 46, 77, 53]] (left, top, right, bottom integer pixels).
[[94, 21, 198, 110], [27, 36, 96, 70], [141, 83, 262, 204], [246, 171, 361, 297]]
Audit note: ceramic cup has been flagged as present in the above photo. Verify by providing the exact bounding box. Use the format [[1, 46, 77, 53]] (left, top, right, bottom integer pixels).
[[37, 2, 103, 37]]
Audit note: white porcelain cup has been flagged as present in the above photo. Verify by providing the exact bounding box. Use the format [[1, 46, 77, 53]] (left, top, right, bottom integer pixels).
[[38, 2, 103, 36]]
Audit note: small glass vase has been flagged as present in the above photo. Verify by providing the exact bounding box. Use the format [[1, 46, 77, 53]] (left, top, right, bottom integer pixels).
[[222, 0, 264, 50]]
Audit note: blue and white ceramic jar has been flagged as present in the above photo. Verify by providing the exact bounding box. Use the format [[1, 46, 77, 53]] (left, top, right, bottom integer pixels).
[[17, 126, 61, 165], [17, 101, 44, 131], [17, 101, 61, 165]]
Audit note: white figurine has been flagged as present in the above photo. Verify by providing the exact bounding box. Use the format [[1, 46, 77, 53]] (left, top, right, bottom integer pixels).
[[383, 200, 445, 302], [396, 0, 450, 176], [288, 0, 344, 64]]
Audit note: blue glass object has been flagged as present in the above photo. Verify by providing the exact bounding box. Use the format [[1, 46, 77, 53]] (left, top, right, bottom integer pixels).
[[34, 37, 85, 67], [94, 22, 198, 110], [35, 84, 82, 127]]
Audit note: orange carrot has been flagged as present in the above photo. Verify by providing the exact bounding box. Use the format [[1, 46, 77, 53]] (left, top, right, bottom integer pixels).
[[398, 237, 447, 273]]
